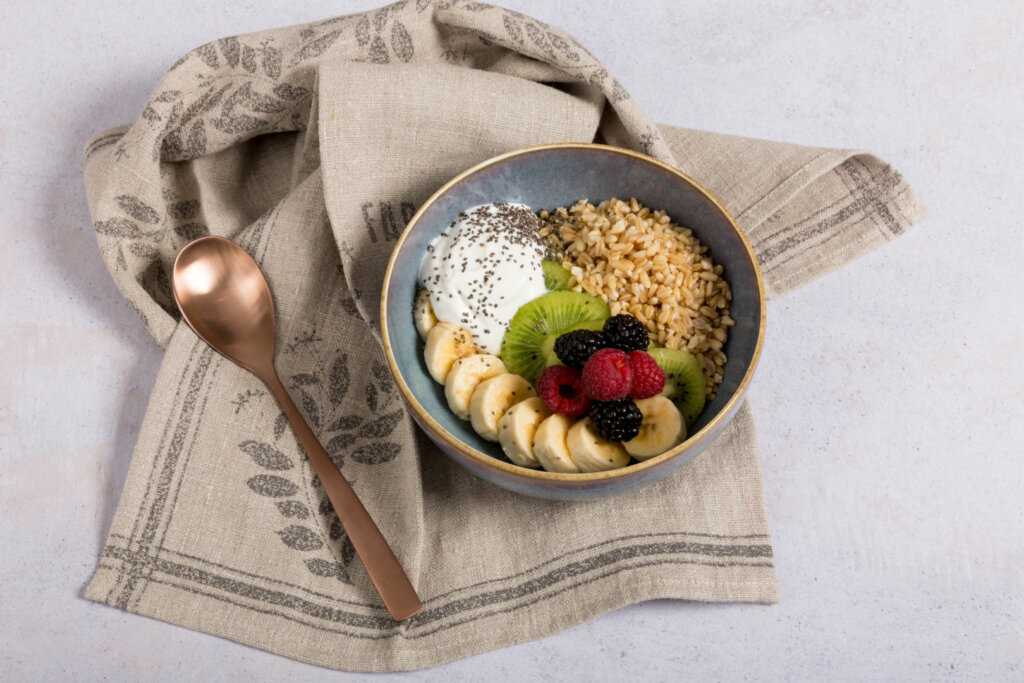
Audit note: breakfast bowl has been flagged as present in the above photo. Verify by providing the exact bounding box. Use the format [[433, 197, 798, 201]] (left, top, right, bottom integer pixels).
[[381, 143, 765, 500]]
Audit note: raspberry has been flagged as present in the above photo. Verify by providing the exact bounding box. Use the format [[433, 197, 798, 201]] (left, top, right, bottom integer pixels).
[[627, 350, 666, 399], [554, 329, 607, 369], [580, 348, 633, 401], [588, 399, 643, 442], [536, 365, 591, 418], [603, 314, 650, 353]]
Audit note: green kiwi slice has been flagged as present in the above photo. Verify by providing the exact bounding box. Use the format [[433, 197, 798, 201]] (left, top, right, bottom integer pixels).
[[542, 260, 573, 290], [649, 347, 706, 427], [500, 291, 610, 385]]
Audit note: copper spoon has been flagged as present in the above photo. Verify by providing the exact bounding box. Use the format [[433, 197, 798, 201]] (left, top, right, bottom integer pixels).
[[171, 235, 422, 621]]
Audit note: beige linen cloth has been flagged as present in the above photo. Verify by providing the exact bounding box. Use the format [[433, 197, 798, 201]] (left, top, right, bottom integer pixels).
[[83, 0, 925, 672]]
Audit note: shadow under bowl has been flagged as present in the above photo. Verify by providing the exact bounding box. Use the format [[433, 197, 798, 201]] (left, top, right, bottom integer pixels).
[[381, 143, 765, 500]]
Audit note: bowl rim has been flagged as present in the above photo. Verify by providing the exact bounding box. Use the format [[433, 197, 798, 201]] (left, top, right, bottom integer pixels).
[[380, 142, 766, 483]]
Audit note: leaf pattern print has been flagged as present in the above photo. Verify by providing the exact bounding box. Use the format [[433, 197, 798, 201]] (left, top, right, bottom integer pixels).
[[290, 29, 346, 66], [167, 199, 200, 219], [357, 410, 404, 439], [304, 558, 350, 582], [195, 43, 219, 68], [95, 217, 146, 239], [262, 45, 283, 79], [247, 474, 299, 497], [328, 414, 362, 431], [275, 500, 310, 519], [127, 242, 159, 259], [173, 223, 209, 241], [368, 35, 390, 64], [277, 525, 323, 551], [329, 354, 350, 405], [218, 36, 240, 67], [391, 21, 414, 62], [240, 440, 293, 470], [351, 442, 402, 465]]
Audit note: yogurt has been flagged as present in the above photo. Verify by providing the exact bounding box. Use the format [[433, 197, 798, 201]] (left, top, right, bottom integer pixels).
[[418, 203, 548, 354]]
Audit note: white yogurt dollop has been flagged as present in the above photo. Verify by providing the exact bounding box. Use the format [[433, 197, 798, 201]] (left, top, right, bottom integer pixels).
[[418, 203, 549, 354]]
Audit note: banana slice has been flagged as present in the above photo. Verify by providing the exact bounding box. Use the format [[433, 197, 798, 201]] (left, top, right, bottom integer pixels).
[[567, 418, 631, 472], [445, 354, 506, 421], [497, 397, 550, 468], [624, 396, 686, 460], [468, 373, 536, 441], [423, 321, 475, 384], [533, 414, 581, 473], [413, 288, 438, 340]]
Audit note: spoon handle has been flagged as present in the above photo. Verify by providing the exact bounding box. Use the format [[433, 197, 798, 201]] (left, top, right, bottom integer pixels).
[[262, 370, 422, 621]]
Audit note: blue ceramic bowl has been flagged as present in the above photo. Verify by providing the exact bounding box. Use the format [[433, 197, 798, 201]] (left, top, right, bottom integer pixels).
[[381, 144, 765, 500]]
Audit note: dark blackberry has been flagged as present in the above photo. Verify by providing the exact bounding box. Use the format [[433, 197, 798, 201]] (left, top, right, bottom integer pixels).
[[602, 314, 650, 353], [587, 399, 643, 442], [554, 329, 607, 369]]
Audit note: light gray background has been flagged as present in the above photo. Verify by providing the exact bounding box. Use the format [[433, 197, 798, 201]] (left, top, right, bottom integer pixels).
[[2, 0, 1021, 679]]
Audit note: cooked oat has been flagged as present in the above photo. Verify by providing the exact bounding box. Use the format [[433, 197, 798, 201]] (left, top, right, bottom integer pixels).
[[538, 198, 732, 400]]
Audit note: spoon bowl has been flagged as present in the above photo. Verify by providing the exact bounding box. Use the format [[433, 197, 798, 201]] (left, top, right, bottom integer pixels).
[[172, 237, 275, 374]]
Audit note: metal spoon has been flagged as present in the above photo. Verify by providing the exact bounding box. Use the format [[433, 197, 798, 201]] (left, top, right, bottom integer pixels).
[[171, 235, 422, 621]]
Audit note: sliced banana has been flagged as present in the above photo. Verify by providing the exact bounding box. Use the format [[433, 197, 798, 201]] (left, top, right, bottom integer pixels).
[[567, 418, 631, 472], [468, 373, 536, 441], [423, 321, 475, 384], [533, 414, 581, 473], [497, 397, 550, 468], [445, 354, 506, 421], [413, 288, 438, 340], [624, 396, 686, 460]]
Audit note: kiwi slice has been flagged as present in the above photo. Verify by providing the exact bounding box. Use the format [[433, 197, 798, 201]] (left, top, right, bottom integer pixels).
[[501, 291, 610, 385], [542, 260, 573, 290], [649, 347, 706, 427]]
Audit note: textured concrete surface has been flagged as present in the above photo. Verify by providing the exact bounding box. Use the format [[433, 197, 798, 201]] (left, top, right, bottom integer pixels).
[[2, 0, 1022, 679]]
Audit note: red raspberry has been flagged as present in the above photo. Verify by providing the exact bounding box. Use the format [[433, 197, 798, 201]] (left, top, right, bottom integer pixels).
[[627, 350, 666, 399], [536, 365, 591, 418], [580, 348, 633, 401]]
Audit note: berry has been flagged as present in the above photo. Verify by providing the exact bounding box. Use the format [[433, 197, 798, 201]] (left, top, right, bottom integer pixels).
[[603, 314, 650, 353], [554, 329, 607, 369], [627, 350, 666, 399], [536, 365, 591, 418], [588, 399, 643, 442], [581, 348, 633, 401]]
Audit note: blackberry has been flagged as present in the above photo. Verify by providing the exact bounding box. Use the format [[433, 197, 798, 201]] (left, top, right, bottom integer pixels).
[[602, 314, 650, 353], [587, 398, 643, 442], [554, 329, 607, 369]]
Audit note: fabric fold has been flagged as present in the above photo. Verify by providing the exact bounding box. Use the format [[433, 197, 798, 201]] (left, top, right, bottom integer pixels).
[[82, 0, 923, 672]]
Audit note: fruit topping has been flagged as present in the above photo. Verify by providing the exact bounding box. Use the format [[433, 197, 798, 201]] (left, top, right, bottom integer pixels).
[[648, 347, 706, 427], [536, 365, 591, 418], [602, 314, 650, 353], [500, 291, 610, 385], [533, 414, 581, 473], [623, 396, 686, 459], [424, 321, 476, 384], [626, 350, 666, 399], [542, 259, 573, 290], [566, 418, 630, 472], [444, 354, 506, 421], [468, 373, 536, 442], [413, 287, 438, 341], [587, 398, 644, 442], [498, 396, 550, 468], [580, 348, 633, 401], [553, 329, 607, 369]]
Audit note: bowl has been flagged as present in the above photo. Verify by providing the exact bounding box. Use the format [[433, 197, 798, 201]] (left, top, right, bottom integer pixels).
[[380, 143, 765, 500]]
